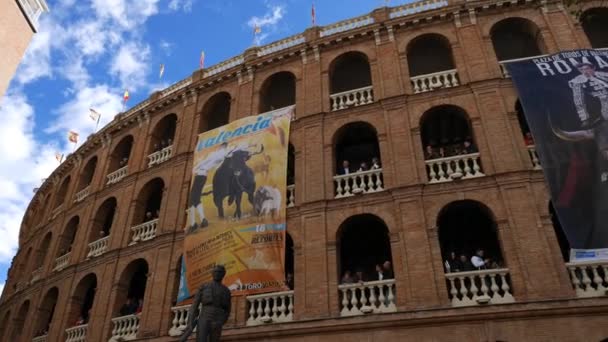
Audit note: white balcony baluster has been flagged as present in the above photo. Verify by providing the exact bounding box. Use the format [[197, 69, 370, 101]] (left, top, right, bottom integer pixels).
[[129, 219, 159, 245], [445, 268, 515, 307], [286, 184, 295, 208], [52, 252, 70, 272], [31, 267, 42, 283], [74, 186, 90, 203], [65, 323, 88, 342], [246, 290, 294, 326], [333, 169, 384, 198], [566, 260, 608, 298], [338, 279, 397, 317], [32, 335, 47, 342], [147, 145, 174, 167], [526, 145, 542, 170], [106, 166, 128, 185], [425, 153, 485, 184], [410, 69, 459, 94], [330, 86, 373, 111], [498, 54, 548, 78], [87, 236, 109, 258], [110, 314, 140, 341], [169, 305, 192, 336]]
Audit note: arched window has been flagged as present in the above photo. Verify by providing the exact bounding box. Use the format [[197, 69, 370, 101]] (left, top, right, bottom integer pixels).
[[259, 72, 296, 113], [421, 105, 475, 156], [67, 273, 97, 327], [407, 34, 459, 93], [581, 8, 608, 48], [133, 178, 164, 225], [34, 287, 58, 337], [10, 300, 30, 341], [108, 135, 134, 173], [35, 232, 53, 271], [549, 202, 571, 262], [53, 176, 71, 209], [114, 259, 148, 318], [199, 92, 230, 133], [56, 216, 79, 257], [0, 310, 10, 339], [329, 52, 373, 110], [491, 18, 545, 62], [78, 156, 98, 191], [333, 122, 383, 197], [90, 197, 117, 242], [148, 114, 177, 155]]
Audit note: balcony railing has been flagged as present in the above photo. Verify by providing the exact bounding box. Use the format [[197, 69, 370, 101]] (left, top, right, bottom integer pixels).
[[52, 252, 70, 272], [526, 145, 541, 170], [110, 314, 140, 341], [333, 168, 384, 198], [129, 219, 159, 245], [425, 153, 485, 184], [32, 334, 47, 342], [566, 260, 608, 298], [445, 268, 515, 307], [87, 236, 109, 258], [410, 69, 459, 94], [338, 279, 397, 317], [65, 324, 88, 342], [390, 0, 449, 18], [258, 34, 305, 57], [287, 184, 295, 208], [246, 290, 294, 326], [148, 145, 173, 167], [107, 166, 128, 185], [168, 305, 191, 336], [498, 55, 547, 78], [31, 267, 42, 283], [330, 86, 373, 111], [320, 14, 374, 37], [74, 186, 90, 203]]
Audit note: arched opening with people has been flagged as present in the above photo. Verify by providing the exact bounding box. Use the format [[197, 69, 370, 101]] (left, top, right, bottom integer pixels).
[[108, 135, 134, 174], [77, 156, 98, 192], [420, 105, 483, 183], [10, 300, 30, 341], [259, 71, 296, 113], [132, 178, 164, 225], [407, 34, 458, 93], [114, 259, 148, 319], [581, 8, 608, 48], [438, 200, 514, 306], [34, 232, 53, 273], [491, 18, 545, 62], [147, 114, 177, 157], [34, 287, 59, 338], [336, 214, 395, 316], [333, 122, 383, 197], [90, 197, 117, 243], [53, 176, 71, 209], [54, 216, 78, 268], [329, 52, 373, 110], [549, 202, 571, 262], [199, 92, 231, 133], [67, 273, 97, 328]]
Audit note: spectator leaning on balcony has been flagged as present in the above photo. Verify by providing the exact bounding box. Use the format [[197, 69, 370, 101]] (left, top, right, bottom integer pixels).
[[357, 162, 369, 172], [354, 269, 366, 283], [144, 211, 153, 222], [375, 264, 385, 280], [444, 251, 462, 273], [459, 254, 474, 271], [285, 272, 294, 290], [341, 270, 356, 284], [471, 249, 489, 270], [371, 157, 381, 170], [338, 160, 351, 175], [461, 140, 478, 155], [383, 261, 394, 279]]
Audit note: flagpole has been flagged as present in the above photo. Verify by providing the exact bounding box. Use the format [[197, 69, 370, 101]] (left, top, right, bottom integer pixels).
[[95, 115, 100, 132]]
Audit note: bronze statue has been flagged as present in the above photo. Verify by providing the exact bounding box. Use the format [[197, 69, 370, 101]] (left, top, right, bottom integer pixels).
[[180, 265, 231, 342]]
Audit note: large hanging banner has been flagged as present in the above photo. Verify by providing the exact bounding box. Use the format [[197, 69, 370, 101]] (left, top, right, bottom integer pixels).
[[505, 49, 608, 261], [179, 106, 293, 301]]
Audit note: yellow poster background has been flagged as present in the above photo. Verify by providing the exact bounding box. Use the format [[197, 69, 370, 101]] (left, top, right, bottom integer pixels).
[[183, 106, 292, 296]]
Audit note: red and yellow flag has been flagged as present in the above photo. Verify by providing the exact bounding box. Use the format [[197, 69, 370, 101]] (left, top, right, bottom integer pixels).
[[123, 89, 130, 103], [68, 131, 79, 144]]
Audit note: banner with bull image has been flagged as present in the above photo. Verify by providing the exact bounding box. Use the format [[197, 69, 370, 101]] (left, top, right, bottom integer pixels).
[[505, 49, 608, 260], [179, 106, 293, 301]]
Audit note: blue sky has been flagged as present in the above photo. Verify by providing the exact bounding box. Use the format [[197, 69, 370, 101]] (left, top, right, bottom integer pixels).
[[0, 0, 409, 294]]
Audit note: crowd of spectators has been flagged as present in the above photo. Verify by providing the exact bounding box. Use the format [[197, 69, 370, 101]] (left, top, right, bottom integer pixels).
[[443, 249, 501, 273], [337, 157, 381, 175], [143, 210, 160, 223], [118, 157, 129, 168], [340, 261, 394, 284], [424, 140, 478, 160], [119, 298, 144, 316], [152, 139, 173, 153]]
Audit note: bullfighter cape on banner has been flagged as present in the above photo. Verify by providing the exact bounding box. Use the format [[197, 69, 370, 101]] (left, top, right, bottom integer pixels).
[[505, 49, 608, 260], [179, 106, 292, 301]]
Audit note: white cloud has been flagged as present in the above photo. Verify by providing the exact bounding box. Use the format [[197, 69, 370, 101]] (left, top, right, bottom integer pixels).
[[91, 0, 160, 29], [0, 283, 4, 297], [159, 39, 173, 56], [110, 42, 151, 91], [15, 29, 53, 84], [247, 5, 285, 45], [169, 0, 195, 12]]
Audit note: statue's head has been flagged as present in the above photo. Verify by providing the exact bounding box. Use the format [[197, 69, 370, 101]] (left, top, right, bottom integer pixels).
[[212, 265, 226, 282]]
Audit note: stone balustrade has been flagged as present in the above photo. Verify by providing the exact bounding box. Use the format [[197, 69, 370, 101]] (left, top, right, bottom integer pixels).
[[148, 145, 173, 167], [333, 168, 384, 198], [106, 166, 128, 185], [498, 55, 547, 78], [110, 314, 140, 341], [65, 324, 88, 342], [390, 0, 449, 18], [122, 99, 150, 120], [31, 267, 42, 283], [74, 186, 90, 203], [87, 236, 109, 258], [130, 219, 159, 244], [51, 204, 63, 220], [425, 153, 485, 184], [410, 69, 459, 94], [330, 86, 374, 111], [168, 305, 191, 336], [204, 55, 244, 78], [445, 268, 515, 307], [287, 184, 295, 207], [246, 290, 294, 326], [32, 334, 47, 342], [566, 260, 608, 298], [338, 279, 397, 317], [526, 145, 541, 170], [258, 34, 305, 57], [161, 77, 192, 97], [320, 14, 374, 37], [52, 252, 70, 272]]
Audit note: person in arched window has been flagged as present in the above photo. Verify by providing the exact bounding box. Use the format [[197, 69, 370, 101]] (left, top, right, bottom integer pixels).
[[471, 249, 489, 270], [371, 157, 381, 170], [444, 251, 462, 273], [341, 270, 355, 284], [382, 261, 394, 279], [375, 264, 385, 280], [461, 140, 478, 155], [338, 160, 351, 175]]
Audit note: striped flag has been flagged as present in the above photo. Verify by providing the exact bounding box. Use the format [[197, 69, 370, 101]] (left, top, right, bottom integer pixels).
[[89, 108, 101, 123], [123, 89, 130, 103], [159, 63, 165, 79], [311, 3, 316, 26], [199, 51, 205, 70], [68, 131, 79, 144], [55, 152, 64, 163]]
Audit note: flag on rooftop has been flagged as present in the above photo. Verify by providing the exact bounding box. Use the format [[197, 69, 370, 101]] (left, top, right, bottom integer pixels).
[[199, 51, 205, 70], [68, 131, 79, 144], [55, 152, 64, 163], [89, 108, 101, 123]]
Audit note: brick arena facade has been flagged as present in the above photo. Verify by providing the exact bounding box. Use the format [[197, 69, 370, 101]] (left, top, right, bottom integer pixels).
[[2, 0, 608, 341]]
